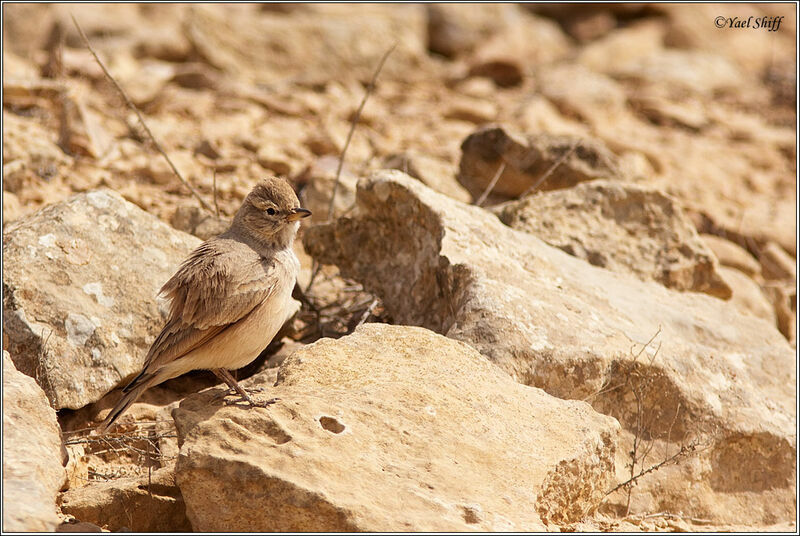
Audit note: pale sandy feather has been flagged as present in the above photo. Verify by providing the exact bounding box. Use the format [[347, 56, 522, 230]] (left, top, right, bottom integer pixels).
[[142, 238, 297, 379], [98, 176, 305, 433]]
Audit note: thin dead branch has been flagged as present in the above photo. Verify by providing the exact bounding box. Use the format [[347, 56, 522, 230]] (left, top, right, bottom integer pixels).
[[212, 167, 220, 218], [305, 261, 323, 294], [590, 326, 715, 518], [475, 161, 507, 206], [296, 271, 386, 342], [623, 327, 664, 515], [520, 139, 579, 198], [326, 43, 396, 221], [306, 43, 396, 294], [606, 441, 704, 497], [631, 512, 714, 525], [582, 326, 662, 403], [65, 426, 178, 482], [70, 13, 214, 215], [355, 298, 379, 328]]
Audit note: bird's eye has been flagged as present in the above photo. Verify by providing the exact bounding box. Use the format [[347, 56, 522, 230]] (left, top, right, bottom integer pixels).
[[266, 208, 276, 216]]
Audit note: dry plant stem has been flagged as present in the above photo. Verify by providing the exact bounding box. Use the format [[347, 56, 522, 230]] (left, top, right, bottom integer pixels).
[[326, 43, 396, 222], [305, 259, 323, 294], [475, 161, 507, 206], [145, 433, 153, 500], [36, 329, 55, 408], [632, 512, 713, 525], [62, 420, 172, 436], [355, 298, 379, 328], [624, 328, 663, 515], [306, 44, 396, 294], [212, 168, 220, 218], [70, 14, 214, 215], [596, 326, 710, 514], [520, 139, 580, 198], [606, 442, 701, 497], [582, 326, 662, 402]]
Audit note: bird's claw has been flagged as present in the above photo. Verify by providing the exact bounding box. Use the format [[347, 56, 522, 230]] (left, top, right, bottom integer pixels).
[[223, 395, 280, 408]]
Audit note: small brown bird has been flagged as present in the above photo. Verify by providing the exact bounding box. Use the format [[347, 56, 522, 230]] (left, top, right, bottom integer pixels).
[[96, 177, 311, 433]]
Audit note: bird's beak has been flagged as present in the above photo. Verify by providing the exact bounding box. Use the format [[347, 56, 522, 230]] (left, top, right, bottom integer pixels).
[[286, 208, 312, 222]]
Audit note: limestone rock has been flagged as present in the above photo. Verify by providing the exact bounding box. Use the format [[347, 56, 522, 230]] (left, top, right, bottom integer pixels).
[[717, 266, 775, 323], [494, 180, 732, 298], [442, 94, 498, 125], [3, 351, 65, 532], [701, 234, 762, 278], [59, 465, 191, 532], [56, 520, 104, 532], [304, 171, 796, 524], [3, 189, 201, 409], [762, 282, 797, 347], [3, 110, 72, 194], [759, 241, 796, 282], [2, 190, 23, 224], [577, 20, 666, 74], [382, 151, 471, 203], [3, 49, 39, 79], [659, 4, 795, 76], [173, 324, 618, 531], [425, 4, 515, 58], [457, 125, 622, 203], [466, 11, 571, 88], [186, 4, 428, 86], [170, 205, 230, 241], [649, 132, 796, 257], [629, 94, 710, 131], [298, 155, 359, 222], [613, 50, 744, 96], [535, 64, 629, 121]]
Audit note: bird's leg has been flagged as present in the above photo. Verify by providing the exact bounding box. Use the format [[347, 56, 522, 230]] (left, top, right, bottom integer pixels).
[[212, 369, 278, 408], [212, 369, 255, 399]]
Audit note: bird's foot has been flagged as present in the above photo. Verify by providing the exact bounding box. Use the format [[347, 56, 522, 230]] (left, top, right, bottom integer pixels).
[[212, 387, 265, 403], [223, 395, 280, 408]]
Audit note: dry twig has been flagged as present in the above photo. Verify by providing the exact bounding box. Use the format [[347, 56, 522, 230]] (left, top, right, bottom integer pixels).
[[588, 326, 714, 518], [306, 43, 396, 294], [474, 161, 507, 206], [70, 14, 214, 215], [355, 298, 379, 328], [212, 167, 220, 218], [606, 441, 704, 498], [326, 43, 396, 221], [520, 139, 580, 198]]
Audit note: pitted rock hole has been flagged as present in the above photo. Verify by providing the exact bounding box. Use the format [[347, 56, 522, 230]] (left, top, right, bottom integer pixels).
[[462, 505, 481, 524], [319, 416, 345, 434]]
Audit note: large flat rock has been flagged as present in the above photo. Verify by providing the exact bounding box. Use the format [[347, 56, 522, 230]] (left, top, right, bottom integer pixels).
[[304, 170, 796, 524], [173, 324, 619, 531], [3, 189, 201, 409], [3, 351, 65, 532]]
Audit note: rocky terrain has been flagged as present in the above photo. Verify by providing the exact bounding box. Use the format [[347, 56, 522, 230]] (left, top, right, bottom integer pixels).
[[2, 4, 796, 532]]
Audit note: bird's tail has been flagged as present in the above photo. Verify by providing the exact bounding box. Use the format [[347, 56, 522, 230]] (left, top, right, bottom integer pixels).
[[95, 373, 156, 434]]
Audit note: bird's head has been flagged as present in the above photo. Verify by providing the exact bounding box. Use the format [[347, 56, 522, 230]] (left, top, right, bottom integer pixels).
[[233, 177, 311, 248]]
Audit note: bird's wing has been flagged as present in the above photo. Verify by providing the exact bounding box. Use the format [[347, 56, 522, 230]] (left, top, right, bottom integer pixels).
[[139, 239, 279, 374]]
